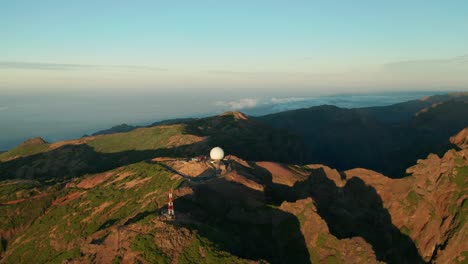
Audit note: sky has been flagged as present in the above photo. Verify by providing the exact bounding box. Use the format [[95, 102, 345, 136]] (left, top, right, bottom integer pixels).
[[0, 1, 467, 149], [1, 0, 468, 94]]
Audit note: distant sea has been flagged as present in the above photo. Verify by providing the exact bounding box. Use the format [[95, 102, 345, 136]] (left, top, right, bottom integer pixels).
[[0, 91, 446, 150]]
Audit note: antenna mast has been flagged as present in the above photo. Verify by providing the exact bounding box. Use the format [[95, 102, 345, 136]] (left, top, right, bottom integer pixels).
[[168, 189, 175, 219]]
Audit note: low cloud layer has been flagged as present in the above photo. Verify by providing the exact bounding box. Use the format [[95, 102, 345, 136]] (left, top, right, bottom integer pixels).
[[213, 92, 444, 116], [216, 97, 314, 112], [270, 97, 307, 104]]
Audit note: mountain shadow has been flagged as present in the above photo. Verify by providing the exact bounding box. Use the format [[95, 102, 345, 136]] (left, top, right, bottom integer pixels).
[[0, 141, 206, 182], [257, 99, 468, 177], [171, 177, 311, 264], [254, 164, 424, 264]]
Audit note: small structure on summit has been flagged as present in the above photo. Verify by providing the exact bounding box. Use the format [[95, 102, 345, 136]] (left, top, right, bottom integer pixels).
[[210, 147, 224, 161], [166, 189, 175, 220], [158, 188, 176, 221], [191, 155, 208, 162], [210, 147, 226, 177]]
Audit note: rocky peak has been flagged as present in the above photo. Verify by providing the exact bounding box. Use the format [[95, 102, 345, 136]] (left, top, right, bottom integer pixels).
[[450, 127, 468, 149], [220, 111, 249, 120], [18, 137, 48, 147]]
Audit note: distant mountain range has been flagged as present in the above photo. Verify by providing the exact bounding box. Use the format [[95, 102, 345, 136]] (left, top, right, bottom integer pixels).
[[1, 93, 467, 180], [78, 92, 468, 178], [257, 92, 468, 177], [0, 92, 467, 263]]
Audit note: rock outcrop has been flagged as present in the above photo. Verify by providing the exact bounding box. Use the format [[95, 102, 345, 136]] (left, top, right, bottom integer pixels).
[[451, 127, 468, 149]]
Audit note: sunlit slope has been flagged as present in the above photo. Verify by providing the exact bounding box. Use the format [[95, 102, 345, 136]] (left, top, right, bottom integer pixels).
[[0, 160, 253, 264], [0, 124, 203, 182], [0, 113, 302, 182], [0, 124, 197, 161], [0, 127, 466, 263]]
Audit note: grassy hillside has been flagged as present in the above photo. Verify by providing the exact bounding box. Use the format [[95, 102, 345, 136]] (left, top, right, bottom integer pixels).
[[0, 180, 55, 235], [0, 125, 190, 162], [0, 160, 261, 263], [0, 113, 303, 182], [0, 143, 50, 161], [86, 125, 191, 153], [1, 161, 179, 263], [0, 124, 203, 182]]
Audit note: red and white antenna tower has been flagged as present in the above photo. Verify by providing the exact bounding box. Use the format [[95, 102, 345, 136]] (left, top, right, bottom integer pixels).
[[168, 189, 175, 218]]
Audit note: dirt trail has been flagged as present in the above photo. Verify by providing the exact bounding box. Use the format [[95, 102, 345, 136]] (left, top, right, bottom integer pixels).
[[1, 193, 48, 205]]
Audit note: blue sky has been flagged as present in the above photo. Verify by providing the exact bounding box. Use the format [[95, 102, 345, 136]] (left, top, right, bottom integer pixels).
[[1, 0, 467, 93]]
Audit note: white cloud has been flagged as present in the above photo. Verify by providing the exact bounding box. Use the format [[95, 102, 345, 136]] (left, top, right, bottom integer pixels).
[[270, 97, 307, 104], [215, 98, 258, 110], [216, 97, 315, 110]]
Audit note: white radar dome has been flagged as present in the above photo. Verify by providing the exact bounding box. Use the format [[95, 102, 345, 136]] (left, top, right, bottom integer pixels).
[[210, 147, 225, 160]]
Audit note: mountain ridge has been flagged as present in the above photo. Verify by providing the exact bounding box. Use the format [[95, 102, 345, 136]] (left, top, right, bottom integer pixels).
[[0, 128, 466, 263], [257, 94, 468, 177], [1, 93, 467, 178], [0, 93, 467, 263]]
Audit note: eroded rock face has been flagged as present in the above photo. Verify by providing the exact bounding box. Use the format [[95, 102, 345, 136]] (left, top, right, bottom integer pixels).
[[450, 127, 468, 149], [252, 128, 467, 263], [279, 198, 382, 264], [339, 131, 468, 263], [367, 149, 467, 263]]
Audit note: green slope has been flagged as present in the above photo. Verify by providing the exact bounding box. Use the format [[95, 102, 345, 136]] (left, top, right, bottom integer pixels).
[[0, 124, 189, 161], [0, 113, 303, 182], [1, 162, 178, 263], [0, 143, 50, 161]]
